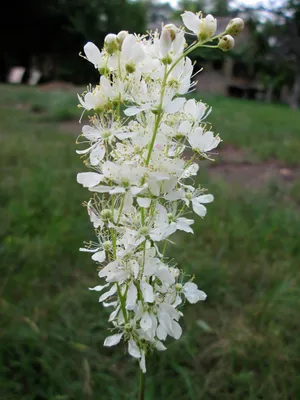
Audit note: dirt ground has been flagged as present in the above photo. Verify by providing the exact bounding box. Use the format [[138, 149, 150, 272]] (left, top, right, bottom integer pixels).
[[60, 122, 300, 190], [209, 145, 300, 189]]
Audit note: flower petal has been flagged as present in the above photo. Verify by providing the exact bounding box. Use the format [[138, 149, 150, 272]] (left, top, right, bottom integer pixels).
[[77, 172, 103, 188], [196, 194, 214, 203], [165, 97, 185, 114], [181, 11, 201, 34], [91, 250, 106, 263], [84, 42, 103, 68], [124, 106, 142, 116], [192, 201, 207, 217], [128, 338, 141, 358], [90, 145, 105, 166], [140, 281, 155, 303], [137, 197, 151, 208], [126, 282, 137, 310], [89, 283, 109, 291], [103, 333, 123, 347]]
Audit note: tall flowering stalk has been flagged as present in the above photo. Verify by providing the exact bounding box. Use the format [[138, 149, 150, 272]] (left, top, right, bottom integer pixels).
[[76, 12, 243, 397]]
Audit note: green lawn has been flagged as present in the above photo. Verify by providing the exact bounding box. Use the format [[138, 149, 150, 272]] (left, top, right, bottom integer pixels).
[[1, 84, 300, 400]]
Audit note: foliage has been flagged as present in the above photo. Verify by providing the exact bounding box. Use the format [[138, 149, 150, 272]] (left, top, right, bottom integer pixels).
[[1, 0, 146, 84]]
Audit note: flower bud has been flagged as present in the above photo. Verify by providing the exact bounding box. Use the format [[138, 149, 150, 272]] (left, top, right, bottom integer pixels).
[[117, 30, 128, 45], [218, 35, 235, 51], [160, 28, 173, 57], [164, 24, 177, 41], [104, 33, 118, 54], [199, 14, 217, 41], [225, 18, 244, 36]]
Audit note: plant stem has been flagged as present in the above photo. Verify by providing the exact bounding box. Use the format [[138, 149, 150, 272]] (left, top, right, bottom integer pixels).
[[145, 67, 168, 166], [138, 369, 145, 400]]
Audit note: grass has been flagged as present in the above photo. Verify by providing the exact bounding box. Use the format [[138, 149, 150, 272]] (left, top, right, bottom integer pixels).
[[2, 84, 300, 164], [1, 84, 300, 399], [197, 94, 300, 165]]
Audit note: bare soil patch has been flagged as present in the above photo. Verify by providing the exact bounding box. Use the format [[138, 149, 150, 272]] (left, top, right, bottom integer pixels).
[[59, 126, 300, 189], [209, 162, 300, 188], [210, 145, 300, 189]]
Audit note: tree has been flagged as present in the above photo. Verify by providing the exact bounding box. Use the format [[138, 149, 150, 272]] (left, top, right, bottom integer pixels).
[[177, 0, 230, 15], [0, 0, 146, 83], [240, 0, 300, 108]]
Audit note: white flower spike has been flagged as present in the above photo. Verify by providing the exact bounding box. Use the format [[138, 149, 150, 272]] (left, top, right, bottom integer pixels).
[[76, 12, 243, 377]]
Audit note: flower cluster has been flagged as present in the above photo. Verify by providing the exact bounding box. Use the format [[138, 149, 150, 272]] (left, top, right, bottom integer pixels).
[[76, 12, 244, 372]]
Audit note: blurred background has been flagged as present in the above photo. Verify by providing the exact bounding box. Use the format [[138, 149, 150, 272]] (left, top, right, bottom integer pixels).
[[1, 0, 300, 399]]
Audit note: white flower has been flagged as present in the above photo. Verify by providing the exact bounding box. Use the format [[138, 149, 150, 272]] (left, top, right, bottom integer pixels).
[[183, 99, 209, 122], [108, 34, 145, 74], [78, 76, 113, 111], [181, 12, 217, 39], [149, 204, 176, 242], [98, 260, 130, 283], [191, 194, 214, 217], [183, 282, 207, 303], [173, 217, 194, 234], [188, 128, 221, 153]]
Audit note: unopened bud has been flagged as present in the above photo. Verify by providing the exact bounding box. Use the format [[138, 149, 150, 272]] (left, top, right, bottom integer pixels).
[[117, 30, 128, 45], [160, 29, 172, 57], [104, 33, 118, 54], [218, 35, 235, 51], [164, 24, 177, 41], [225, 18, 244, 36], [199, 14, 217, 41]]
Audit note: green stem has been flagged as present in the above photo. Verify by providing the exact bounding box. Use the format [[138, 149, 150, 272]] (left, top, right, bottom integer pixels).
[[166, 33, 224, 79], [162, 240, 168, 257], [145, 67, 168, 166], [138, 368, 145, 400], [145, 33, 223, 167]]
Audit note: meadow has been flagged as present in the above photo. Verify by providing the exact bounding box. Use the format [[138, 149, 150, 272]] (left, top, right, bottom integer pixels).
[[1, 84, 300, 400]]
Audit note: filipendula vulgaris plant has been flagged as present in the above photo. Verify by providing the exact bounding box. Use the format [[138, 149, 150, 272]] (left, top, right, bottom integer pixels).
[[76, 12, 244, 398]]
